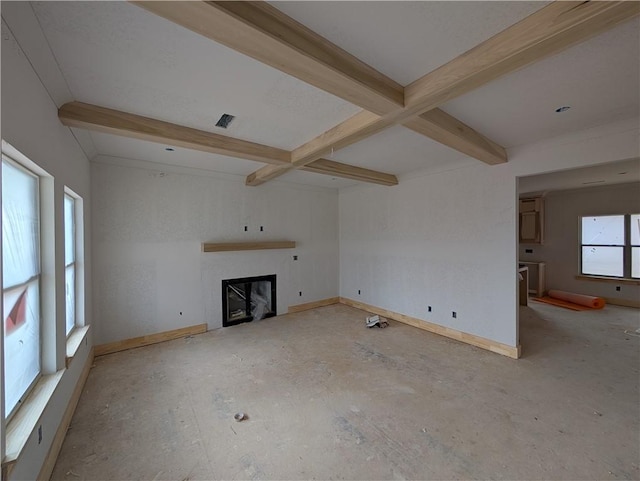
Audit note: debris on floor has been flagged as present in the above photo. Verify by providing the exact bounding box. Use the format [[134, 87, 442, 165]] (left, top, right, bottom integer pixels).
[[234, 412, 248, 422], [624, 329, 640, 337], [366, 314, 389, 328]]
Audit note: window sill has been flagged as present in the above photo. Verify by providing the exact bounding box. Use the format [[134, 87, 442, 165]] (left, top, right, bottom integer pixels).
[[2, 326, 90, 478], [2, 371, 64, 474], [66, 325, 91, 368], [575, 275, 640, 286]]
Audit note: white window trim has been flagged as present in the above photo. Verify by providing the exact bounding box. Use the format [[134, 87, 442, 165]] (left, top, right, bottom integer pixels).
[[63, 187, 85, 340]]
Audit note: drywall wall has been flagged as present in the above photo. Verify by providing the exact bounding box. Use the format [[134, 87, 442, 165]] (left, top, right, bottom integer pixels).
[[340, 117, 640, 349], [340, 162, 517, 345], [91, 159, 339, 345], [1, 16, 92, 480], [519, 182, 640, 302]]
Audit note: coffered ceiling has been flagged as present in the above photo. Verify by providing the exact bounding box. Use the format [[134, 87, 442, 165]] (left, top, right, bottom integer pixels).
[[4, 1, 638, 189]]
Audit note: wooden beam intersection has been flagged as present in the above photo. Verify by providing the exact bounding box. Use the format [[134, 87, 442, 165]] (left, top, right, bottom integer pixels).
[[134, 1, 510, 174], [247, 0, 639, 184], [58, 101, 398, 186]]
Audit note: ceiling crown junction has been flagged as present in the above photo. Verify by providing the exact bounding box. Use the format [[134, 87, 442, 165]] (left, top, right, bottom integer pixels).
[[48, 1, 639, 187]]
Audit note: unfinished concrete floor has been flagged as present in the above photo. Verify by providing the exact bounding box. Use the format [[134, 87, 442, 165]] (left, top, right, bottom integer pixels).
[[52, 303, 639, 480]]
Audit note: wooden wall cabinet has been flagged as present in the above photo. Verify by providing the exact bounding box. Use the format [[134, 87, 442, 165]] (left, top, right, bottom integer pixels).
[[519, 197, 544, 244]]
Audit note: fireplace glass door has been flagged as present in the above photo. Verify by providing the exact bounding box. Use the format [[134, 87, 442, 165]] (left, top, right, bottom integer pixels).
[[222, 275, 276, 327]]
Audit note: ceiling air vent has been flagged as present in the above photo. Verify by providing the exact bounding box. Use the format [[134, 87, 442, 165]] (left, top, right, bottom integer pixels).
[[215, 113, 235, 129]]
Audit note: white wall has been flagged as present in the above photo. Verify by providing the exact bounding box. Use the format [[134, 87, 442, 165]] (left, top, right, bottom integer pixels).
[[1, 17, 92, 481], [519, 182, 640, 302], [340, 118, 640, 348], [91, 158, 339, 345], [340, 162, 518, 345]]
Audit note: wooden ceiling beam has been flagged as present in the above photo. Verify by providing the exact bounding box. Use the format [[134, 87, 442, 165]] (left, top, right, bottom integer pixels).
[[301, 158, 397, 186], [252, 158, 398, 187], [403, 111, 507, 166], [58, 101, 290, 165], [135, 1, 508, 175], [292, 111, 393, 166], [403, 1, 640, 117], [248, 0, 639, 185], [58, 101, 397, 186], [288, 109, 509, 168], [133, 0, 404, 115]]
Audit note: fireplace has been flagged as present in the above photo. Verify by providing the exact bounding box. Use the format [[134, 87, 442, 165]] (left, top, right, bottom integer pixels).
[[222, 275, 277, 327]]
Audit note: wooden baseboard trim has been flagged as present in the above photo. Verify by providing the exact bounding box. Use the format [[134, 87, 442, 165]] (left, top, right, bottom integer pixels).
[[95, 323, 208, 357], [339, 297, 520, 359], [288, 297, 340, 314], [605, 297, 640, 308], [37, 347, 94, 481]]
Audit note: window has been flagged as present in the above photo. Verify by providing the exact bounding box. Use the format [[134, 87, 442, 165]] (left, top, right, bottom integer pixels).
[[2, 156, 41, 418], [64, 193, 76, 336], [632, 214, 640, 278], [581, 214, 640, 279]]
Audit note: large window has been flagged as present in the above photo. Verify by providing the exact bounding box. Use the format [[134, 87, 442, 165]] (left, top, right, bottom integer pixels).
[[581, 214, 640, 279], [2, 157, 41, 418], [64, 193, 76, 336]]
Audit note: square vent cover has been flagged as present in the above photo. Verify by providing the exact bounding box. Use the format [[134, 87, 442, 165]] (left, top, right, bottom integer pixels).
[[215, 114, 235, 129]]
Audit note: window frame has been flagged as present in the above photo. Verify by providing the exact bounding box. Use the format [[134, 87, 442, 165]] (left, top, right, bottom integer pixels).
[[631, 214, 640, 279], [580, 214, 640, 280], [2, 154, 43, 421], [64, 191, 77, 337]]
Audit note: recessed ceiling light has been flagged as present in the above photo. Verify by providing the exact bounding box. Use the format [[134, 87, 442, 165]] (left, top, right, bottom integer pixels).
[[165, 147, 175, 152], [555, 106, 571, 113]]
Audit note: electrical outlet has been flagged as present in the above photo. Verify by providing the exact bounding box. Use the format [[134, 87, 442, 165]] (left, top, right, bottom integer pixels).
[[452, 311, 457, 319], [244, 226, 248, 232], [358, 289, 361, 295], [428, 306, 432, 312], [616, 286, 621, 291], [260, 226, 264, 232], [293, 255, 298, 260], [299, 291, 302, 297], [525, 249, 533, 254]]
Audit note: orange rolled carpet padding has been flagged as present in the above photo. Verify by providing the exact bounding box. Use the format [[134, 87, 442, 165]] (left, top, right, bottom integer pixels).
[[532, 296, 591, 311], [547, 290, 606, 309]]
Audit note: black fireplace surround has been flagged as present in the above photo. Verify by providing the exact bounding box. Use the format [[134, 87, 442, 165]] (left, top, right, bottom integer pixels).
[[222, 275, 277, 327]]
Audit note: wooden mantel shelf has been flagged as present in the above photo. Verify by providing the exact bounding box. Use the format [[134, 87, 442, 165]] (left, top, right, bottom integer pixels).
[[202, 241, 296, 252]]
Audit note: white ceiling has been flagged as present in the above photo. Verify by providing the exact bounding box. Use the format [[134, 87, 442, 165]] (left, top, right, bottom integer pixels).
[[519, 158, 640, 196], [30, 1, 361, 150], [271, 1, 546, 86], [11, 1, 640, 190], [88, 132, 261, 176], [442, 19, 640, 148]]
